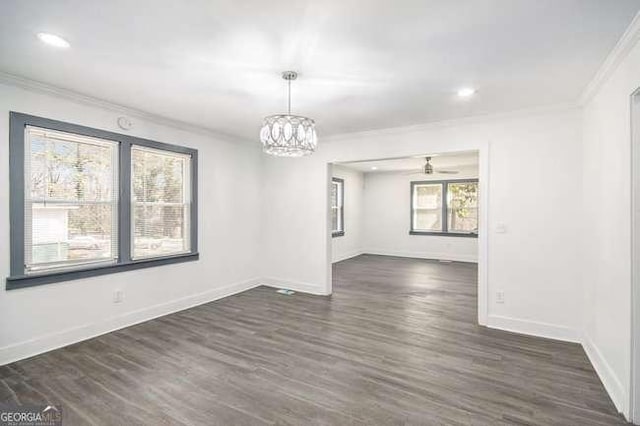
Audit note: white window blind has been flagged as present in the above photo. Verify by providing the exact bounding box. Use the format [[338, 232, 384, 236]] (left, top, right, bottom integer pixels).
[[25, 126, 119, 274], [412, 183, 443, 232], [131, 145, 191, 259]]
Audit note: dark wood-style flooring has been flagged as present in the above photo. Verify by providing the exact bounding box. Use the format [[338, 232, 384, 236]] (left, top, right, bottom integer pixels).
[[0, 255, 628, 425]]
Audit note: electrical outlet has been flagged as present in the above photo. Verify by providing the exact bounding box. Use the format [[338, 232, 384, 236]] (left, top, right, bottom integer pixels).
[[113, 289, 124, 304], [496, 291, 505, 304]]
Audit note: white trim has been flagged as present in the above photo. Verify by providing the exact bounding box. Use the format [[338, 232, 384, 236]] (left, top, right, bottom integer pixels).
[[261, 277, 330, 296], [0, 278, 261, 366], [583, 334, 628, 415], [0, 66, 584, 150], [332, 250, 365, 263], [486, 315, 581, 343], [326, 143, 490, 325], [580, 11, 640, 105], [0, 71, 248, 145], [477, 146, 490, 326], [361, 250, 477, 264], [631, 88, 640, 423], [323, 103, 579, 144]]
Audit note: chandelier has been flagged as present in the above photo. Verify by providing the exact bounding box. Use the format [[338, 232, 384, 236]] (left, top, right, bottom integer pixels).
[[260, 71, 317, 157]]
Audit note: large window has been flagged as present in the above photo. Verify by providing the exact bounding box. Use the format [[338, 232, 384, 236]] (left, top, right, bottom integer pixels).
[[331, 177, 344, 237], [25, 127, 119, 273], [410, 179, 478, 236], [132, 146, 191, 259], [8, 113, 198, 289]]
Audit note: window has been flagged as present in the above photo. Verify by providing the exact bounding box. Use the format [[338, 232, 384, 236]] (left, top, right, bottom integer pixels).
[[25, 127, 119, 273], [412, 183, 442, 232], [447, 181, 478, 233], [132, 146, 191, 259], [331, 177, 344, 237], [8, 112, 198, 289], [410, 179, 478, 237]]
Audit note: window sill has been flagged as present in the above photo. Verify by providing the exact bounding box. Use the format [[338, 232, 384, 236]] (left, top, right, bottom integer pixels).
[[332, 231, 345, 238], [6, 252, 199, 290], [409, 231, 478, 238]]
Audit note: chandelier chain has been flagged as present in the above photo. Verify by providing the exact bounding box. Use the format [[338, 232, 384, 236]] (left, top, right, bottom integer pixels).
[[288, 78, 292, 115]]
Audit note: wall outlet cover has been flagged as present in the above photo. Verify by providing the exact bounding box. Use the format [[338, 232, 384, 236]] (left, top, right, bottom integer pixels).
[[113, 290, 124, 303]]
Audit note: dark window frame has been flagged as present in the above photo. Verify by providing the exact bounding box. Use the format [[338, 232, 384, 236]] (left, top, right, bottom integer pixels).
[[331, 177, 345, 237], [7, 112, 199, 290], [409, 179, 478, 238]]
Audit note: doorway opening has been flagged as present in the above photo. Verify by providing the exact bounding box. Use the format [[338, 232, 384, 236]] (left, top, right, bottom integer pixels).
[[327, 149, 488, 325]]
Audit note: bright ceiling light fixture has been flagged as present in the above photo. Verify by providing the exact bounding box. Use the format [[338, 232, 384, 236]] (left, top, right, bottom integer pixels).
[[37, 33, 70, 48], [260, 71, 317, 157], [457, 87, 476, 98]]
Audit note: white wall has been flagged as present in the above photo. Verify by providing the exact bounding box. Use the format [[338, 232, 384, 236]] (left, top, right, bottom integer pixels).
[[580, 26, 640, 417], [261, 106, 583, 340], [362, 166, 478, 263], [331, 165, 364, 263], [0, 82, 263, 365]]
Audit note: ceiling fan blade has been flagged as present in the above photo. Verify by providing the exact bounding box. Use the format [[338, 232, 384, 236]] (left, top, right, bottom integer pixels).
[[437, 170, 459, 174], [403, 170, 425, 175]]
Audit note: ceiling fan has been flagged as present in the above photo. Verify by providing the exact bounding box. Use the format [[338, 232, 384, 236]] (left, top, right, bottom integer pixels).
[[406, 157, 459, 176]]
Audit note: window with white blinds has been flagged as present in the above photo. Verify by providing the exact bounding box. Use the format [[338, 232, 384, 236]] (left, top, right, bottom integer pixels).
[[25, 126, 119, 273], [131, 146, 191, 259], [411, 183, 443, 232], [8, 112, 199, 289]]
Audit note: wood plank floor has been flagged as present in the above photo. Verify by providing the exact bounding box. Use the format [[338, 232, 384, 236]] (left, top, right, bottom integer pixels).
[[0, 254, 628, 425]]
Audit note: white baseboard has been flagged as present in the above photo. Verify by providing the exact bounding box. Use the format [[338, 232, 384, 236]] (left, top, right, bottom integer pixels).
[[261, 277, 330, 296], [487, 316, 627, 418], [582, 333, 628, 416], [0, 278, 261, 366], [332, 250, 364, 263], [362, 249, 478, 263], [486, 314, 581, 343]]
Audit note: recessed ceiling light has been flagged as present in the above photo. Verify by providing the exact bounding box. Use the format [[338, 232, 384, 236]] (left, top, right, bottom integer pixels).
[[37, 33, 70, 48], [457, 87, 476, 98], [371, 166, 378, 170]]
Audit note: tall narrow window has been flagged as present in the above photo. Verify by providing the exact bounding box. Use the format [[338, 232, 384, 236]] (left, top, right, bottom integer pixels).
[[411, 183, 443, 232], [331, 177, 344, 237], [25, 126, 119, 273], [447, 181, 478, 234], [410, 179, 478, 236], [131, 146, 192, 259]]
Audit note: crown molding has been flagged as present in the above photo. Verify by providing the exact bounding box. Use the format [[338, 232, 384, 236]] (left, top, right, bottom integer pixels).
[[580, 10, 640, 105], [323, 101, 580, 144], [0, 71, 251, 145]]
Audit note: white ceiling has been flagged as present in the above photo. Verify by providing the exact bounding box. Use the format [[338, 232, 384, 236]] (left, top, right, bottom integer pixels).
[[338, 151, 479, 173], [1, 1, 638, 141]]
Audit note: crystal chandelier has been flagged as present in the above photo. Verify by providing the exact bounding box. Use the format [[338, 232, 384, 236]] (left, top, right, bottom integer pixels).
[[260, 71, 317, 157]]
